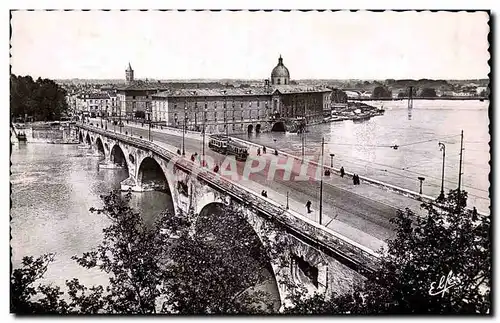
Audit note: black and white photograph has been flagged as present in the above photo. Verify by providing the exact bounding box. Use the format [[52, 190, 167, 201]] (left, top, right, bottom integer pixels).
[[8, 7, 492, 315]]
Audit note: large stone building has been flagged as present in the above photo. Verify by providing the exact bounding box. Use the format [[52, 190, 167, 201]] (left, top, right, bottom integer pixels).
[[151, 56, 332, 134]]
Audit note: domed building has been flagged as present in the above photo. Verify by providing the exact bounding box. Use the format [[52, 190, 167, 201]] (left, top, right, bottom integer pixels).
[[126, 55, 333, 134], [271, 55, 290, 85]]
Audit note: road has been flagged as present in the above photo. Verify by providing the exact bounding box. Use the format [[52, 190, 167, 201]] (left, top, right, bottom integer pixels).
[[103, 121, 399, 243]]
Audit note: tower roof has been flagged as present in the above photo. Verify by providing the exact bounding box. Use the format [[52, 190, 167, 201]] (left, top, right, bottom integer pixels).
[[126, 62, 133, 71], [271, 55, 290, 78]]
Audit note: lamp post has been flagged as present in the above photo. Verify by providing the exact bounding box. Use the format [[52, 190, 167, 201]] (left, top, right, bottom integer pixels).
[[182, 105, 186, 156], [224, 91, 229, 138], [418, 176, 425, 195], [286, 191, 289, 210], [203, 104, 207, 167], [148, 105, 152, 142], [438, 142, 446, 200], [329, 153, 335, 168], [319, 137, 325, 225]]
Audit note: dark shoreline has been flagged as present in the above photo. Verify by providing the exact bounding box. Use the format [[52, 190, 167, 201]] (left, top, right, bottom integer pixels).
[[351, 97, 488, 101]]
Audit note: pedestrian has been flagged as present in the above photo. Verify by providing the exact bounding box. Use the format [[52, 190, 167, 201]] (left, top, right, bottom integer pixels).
[[352, 174, 357, 185], [473, 207, 478, 216], [257, 148, 261, 156], [177, 148, 181, 155], [263, 146, 267, 154], [306, 200, 312, 213], [340, 166, 345, 178], [264, 190, 267, 197], [274, 149, 278, 156], [191, 154, 195, 162], [213, 164, 219, 173], [355, 174, 360, 185]]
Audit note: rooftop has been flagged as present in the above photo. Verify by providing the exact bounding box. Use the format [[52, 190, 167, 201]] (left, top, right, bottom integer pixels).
[[152, 85, 331, 98]]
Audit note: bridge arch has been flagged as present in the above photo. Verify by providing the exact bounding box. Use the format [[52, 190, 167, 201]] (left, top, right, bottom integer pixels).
[[196, 202, 281, 312], [255, 124, 261, 133], [95, 137, 105, 155], [79, 131, 83, 143], [247, 124, 254, 134], [271, 122, 286, 132], [110, 143, 129, 171], [85, 133, 92, 145], [137, 156, 171, 194]]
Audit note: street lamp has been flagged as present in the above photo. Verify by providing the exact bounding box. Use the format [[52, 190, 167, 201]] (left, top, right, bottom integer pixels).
[[182, 105, 187, 156], [418, 176, 425, 195], [319, 137, 325, 225], [329, 153, 335, 168], [202, 104, 207, 167], [438, 142, 446, 201], [148, 105, 152, 142]]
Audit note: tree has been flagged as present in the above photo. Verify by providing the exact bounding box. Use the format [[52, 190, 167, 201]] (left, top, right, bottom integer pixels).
[[284, 189, 491, 314], [331, 89, 348, 103], [419, 88, 437, 97], [372, 86, 392, 99], [162, 204, 287, 314], [10, 74, 69, 121], [134, 110, 146, 119], [11, 191, 289, 314], [11, 254, 70, 314]]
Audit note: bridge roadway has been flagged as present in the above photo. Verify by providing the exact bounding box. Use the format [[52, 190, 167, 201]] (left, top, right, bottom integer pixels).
[[88, 120, 426, 251]]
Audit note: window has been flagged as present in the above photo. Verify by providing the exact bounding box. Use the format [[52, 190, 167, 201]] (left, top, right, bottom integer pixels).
[[277, 79, 281, 85]]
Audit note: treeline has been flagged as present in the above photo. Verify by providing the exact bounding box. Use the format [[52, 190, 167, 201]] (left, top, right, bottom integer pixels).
[[10, 74, 69, 121]]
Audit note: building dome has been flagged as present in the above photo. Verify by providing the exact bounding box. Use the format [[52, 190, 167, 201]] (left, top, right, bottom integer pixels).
[[271, 55, 290, 85]]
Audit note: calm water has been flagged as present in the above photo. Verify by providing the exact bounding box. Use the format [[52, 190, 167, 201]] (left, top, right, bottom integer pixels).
[[239, 100, 490, 213], [10, 143, 172, 288]]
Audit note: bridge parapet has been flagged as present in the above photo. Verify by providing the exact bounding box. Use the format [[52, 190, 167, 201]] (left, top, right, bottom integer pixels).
[[78, 123, 380, 275]]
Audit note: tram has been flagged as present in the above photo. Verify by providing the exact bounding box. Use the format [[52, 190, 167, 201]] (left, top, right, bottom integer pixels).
[[208, 135, 249, 161], [208, 134, 228, 153]]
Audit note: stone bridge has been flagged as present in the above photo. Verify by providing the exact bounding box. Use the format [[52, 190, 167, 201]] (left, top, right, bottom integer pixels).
[[78, 124, 380, 309]]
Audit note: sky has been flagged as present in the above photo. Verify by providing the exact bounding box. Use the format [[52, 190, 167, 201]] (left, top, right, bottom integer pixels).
[[10, 10, 490, 80]]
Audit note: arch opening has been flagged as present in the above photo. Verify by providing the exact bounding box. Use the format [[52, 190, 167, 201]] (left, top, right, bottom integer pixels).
[[137, 157, 171, 194], [85, 133, 91, 145], [247, 124, 254, 134], [255, 124, 262, 133], [271, 122, 286, 132], [195, 203, 281, 312], [110, 144, 129, 172], [79, 131, 83, 143], [95, 137, 105, 156]]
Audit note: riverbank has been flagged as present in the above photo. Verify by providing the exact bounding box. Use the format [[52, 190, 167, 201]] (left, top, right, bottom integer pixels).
[[11, 121, 79, 144]]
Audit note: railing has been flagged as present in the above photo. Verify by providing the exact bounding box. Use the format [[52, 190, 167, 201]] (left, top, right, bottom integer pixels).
[[79, 123, 381, 273]]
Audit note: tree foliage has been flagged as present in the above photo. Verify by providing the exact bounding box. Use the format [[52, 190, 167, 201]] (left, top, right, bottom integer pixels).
[[10, 74, 69, 121], [134, 110, 146, 119], [419, 87, 437, 97], [372, 86, 392, 99], [11, 191, 289, 314], [284, 189, 491, 314], [330, 89, 348, 103]]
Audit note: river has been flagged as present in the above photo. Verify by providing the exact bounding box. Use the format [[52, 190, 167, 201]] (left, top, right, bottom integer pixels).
[[237, 99, 490, 213], [10, 143, 172, 289]]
